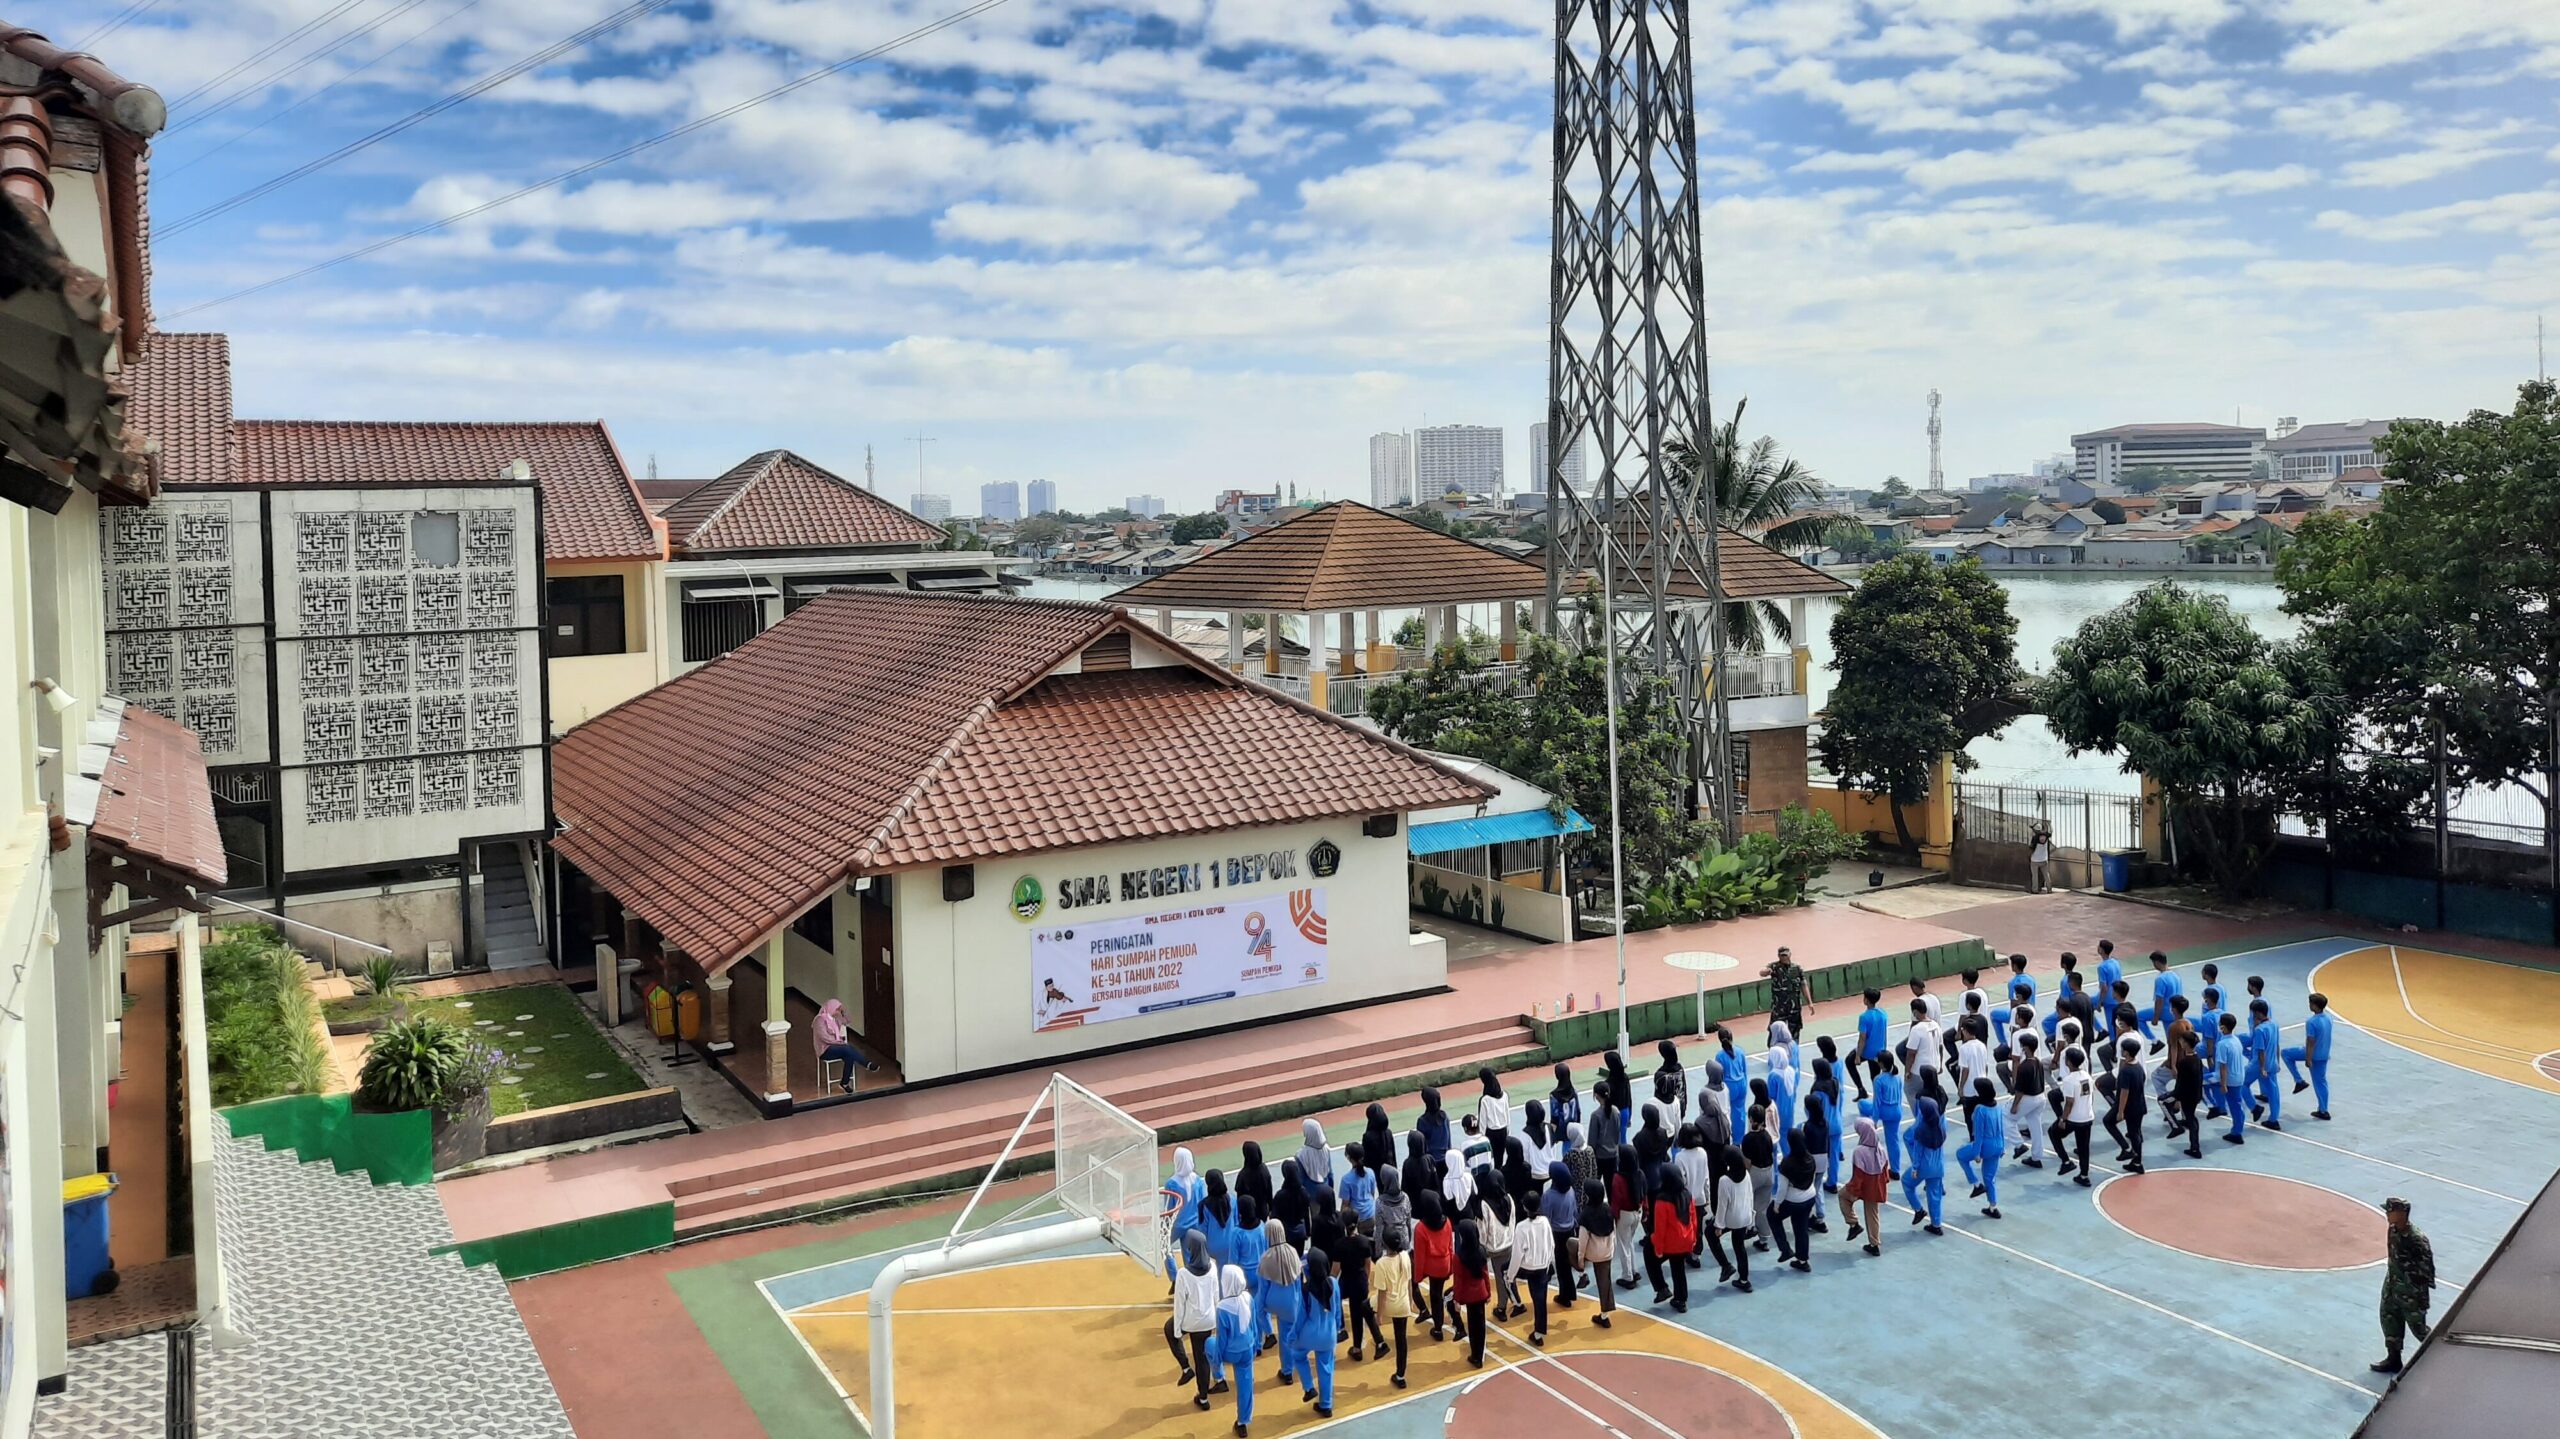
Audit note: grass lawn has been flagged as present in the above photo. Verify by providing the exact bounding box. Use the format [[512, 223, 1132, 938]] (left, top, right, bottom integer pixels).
[[404, 984, 643, 1117], [322, 991, 401, 1026]]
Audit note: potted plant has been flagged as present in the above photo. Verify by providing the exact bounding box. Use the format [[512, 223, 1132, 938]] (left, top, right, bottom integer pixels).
[[355, 1015, 501, 1170], [326, 955, 410, 1036]]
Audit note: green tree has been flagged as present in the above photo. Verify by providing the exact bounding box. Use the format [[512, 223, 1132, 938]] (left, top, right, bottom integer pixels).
[[937, 520, 990, 552], [2041, 582, 2334, 898], [1879, 476, 1912, 499], [1824, 520, 1904, 563], [1816, 553, 2022, 853], [1169, 512, 1227, 544], [1407, 508, 1454, 534], [2089, 498, 2128, 525], [1664, 397, 1828, 649], [2119, 465, 2181, 494], [2278, 380, 2560, 840], [1010, 515, 1067, 551]]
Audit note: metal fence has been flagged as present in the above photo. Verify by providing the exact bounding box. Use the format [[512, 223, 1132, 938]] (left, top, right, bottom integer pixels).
[[1951, 781, 2143, 891]]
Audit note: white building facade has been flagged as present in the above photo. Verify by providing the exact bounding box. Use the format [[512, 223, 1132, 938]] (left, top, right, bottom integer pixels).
[[1368, 432, 1413, 507], [1528, 422, 1586, 496], [1126, 495, 1166, 519], [979, 481, 1021, 522], [2266, 419, 2393, 483], [910, 493, 951, 524], [1413, 424, 1504, 499], [1027, 478, 1058, 516], [2070, 423, 2265, 487]]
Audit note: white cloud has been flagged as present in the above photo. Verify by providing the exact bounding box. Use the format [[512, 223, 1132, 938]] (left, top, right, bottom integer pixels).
[[2139, 80, 2236, 115], [1790, 148, 1924, 173], [2277, 2, 2560, 75], [2338, 122, 2533, 187], [2270, 94, 2410, 143], [2316, 189, 2560, 242]]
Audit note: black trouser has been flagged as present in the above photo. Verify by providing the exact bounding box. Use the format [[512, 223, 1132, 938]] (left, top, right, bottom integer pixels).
[[1388, 1316, 1409, 1375], [1465, 1301, 1488, 1363], [1705, 1226, 1750, 1283], [1427, 1277, 1450, 1336], [2049, 1117, 2092, 1174], [1519, 1266, 1550, 1334], [1644, 1244, 1689, 1304], [1589, 1256, 1617, 1314], [1347, 1290, 1382, 1354], [1774, 1198, 1815, 1264], [2106, 1108, 2146, 1165], [1845, 1051, 1872, 1100], [1164, 1322, 1210, 1397], [2172, 1096, 2204, 1152], [1554, 1247, 1578, 1306]]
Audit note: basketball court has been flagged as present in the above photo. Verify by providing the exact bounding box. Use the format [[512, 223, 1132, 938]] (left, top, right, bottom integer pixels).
[[644, 934, 2560, 1438]]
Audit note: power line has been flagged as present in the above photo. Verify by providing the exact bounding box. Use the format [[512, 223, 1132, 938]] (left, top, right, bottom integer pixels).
[[173, 0, 447, 135], [158, 0, 682, 238], [167, 0, 489, 176], [163, 0, 1019, 320], [164, 0, 375, 113], [74, 0, 171, 50]]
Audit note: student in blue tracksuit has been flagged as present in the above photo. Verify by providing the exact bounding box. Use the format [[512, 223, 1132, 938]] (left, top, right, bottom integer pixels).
[[2241, 977, 2273, 1116], [1901, 1096, 1947, 1234], [2142, 950, 2182, 1051], [2249, 999, 2284, 1131], [1287, 1247, 1341, 1416], [1860, 1050, 1906, 1177], [1955, 1078, 2008, 1218], [1254, 1224, 1303, 1386], [2285, 992, 2337, 1120], [1213, 1264, 1258, 1436], [2044, 969, 2085, 1044], [1766, 1024, 1801, 1155], [1230, 1207, 1272, 1352], [2197, 986, 2228, 1109], [1995, 954, 2033, 1046], [1805, 1060, 1844, 1200], [1714, 1027, 1752, 1134], [2094, 941, 2124, 1045], [1164, 1149, 1208, 1282], [2214, 1016, 2250, 1144], [1854, 990, 1891, 1102]]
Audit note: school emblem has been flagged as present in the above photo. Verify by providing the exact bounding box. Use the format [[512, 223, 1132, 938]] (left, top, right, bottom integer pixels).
[[1010, 875, 1044, 922], [1307, 838, 1341, 878]]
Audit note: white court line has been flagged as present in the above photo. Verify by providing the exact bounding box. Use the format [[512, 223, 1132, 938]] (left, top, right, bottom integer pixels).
[[2087, 1169, 2382, 1274], [2389, 946, 2544, 1058], [1474, 1339, 1638, 1437], [2304, 951, 2560, 1102], [1485, 1330, 1806, 1439], [790, 1301, 1157, 1319]]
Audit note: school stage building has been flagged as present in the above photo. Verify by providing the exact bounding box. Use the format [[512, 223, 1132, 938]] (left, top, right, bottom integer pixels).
[[550, 590, 1494, 1111]]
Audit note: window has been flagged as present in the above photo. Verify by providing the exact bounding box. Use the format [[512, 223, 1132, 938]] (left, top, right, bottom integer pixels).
[[546, 575, 628, 657], [412, 511, 460, 566], [682, 600, 763, 662], [792, 895, 835, 950]]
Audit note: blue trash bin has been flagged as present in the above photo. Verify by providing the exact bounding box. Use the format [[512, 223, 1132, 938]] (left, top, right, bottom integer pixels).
[[63, 1172, 117, 1299], [2101, 851, 2135, 894]]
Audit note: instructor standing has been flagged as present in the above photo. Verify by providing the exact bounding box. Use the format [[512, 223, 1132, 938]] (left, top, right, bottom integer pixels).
[[2371, 1197, 2436, 1375]]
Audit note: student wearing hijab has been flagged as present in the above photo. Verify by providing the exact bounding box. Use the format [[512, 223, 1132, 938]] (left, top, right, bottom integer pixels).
[[1410, 1188, 1456, 1341], [1360, 1104, 1396, 1173], [1859, 1049, 1906, 1179], [1693, 1082, 1732, 1151], [1769, 1131, 1820, 1272], [1549, 1061, 1584, 1133], [1374, 1165, 1414, 1253], [1341, 1145, 1379, 1231], [1634, 1102, 1673, 1178], [1808, 1057, 1845, 1200], [1453, 1219, 1495, 1368], [1470, 1165, 1519, 1321], [1309, 1188, 1348, 1279], [1200, 1170, 1237, 1265], [1644, 1162, 1699, 1311], [1654, 1038, 1690, 1125], [1162, 1149, 1210, 1287], [1294, 1119, 1336, 1195], [1651, 1068, 1684, 1134], [1765, 1026, 1801, 1153], [2050, 1043, 2099, 1182], [1714, 1027, 1752, 1133], [1287, 1247, 1341, 1416], [1539, 1161, 1581, 1312], [1577, 1178, 1619, 1325], [1230, 1197, 1270, 1344], [1476, 1069, 1513, 1164], [1521, 1100, 1554, 1170], [1672, 1125, 1715, 1269], [1399, 1133, 1434, 1212], [1167, 1229, 1221, 1408], [1212, 1263, 1259, 1438], [1237, 1141, 1276, 1221], [1707, 1145, 1757, 1289], [1273, 1160, 1311, 1245], [1370, 1228, 1414, 1389], [1588, 1077, 1623, 1155], [1562, 1121, 1599, 1196], [1502, 1137, 1542, 1220], [1840, 1117, 1890, 1257], [1513, 1172, 1560, 1346], [1603, 1050, 1637, 1126], [1741, 1103, 1779, 1250], [1254, 1223, 1304, 1386], [1610, 1143, 1649, 1286], [1416, 1088, 1453, 1171], [1441, 1149, 1475, 1215], [1902, 1097, 1947, 1234], [1955, 1077, 2008, 1219]]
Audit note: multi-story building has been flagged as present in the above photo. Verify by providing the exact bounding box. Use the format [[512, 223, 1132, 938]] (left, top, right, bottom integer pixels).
[[1026, 478, 1058, 516], [1368, 432, 1412, 507], [1528, 421, 1585, 495], [1217, 488, 1282, 521], [1413, 424, 1504, 499], [2266, 419, 2395, 483], [2069, 422, 2264, 487], [1126, 495, 1166, 519], [979, 480, 1021, 522], [910, 492, 952, 524]]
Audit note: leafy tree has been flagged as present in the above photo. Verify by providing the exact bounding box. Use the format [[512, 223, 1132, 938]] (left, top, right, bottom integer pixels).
[[1092, 507, 1134, 522], [1407, 508, 1454, 534], [1169, 512, 1227, 544], [2089, 498, 2128, 525], [1816, 553, 2022, 853], [1392, 614, 1427, 648], [1824, 521, 1904, 563], [1664, 397, 1827, 648], [2041, 582, 2335, 898], [1515, 520, 1550, 549], [937, 520, 990, 552], [2119, 465, 2181, 494], [2278, 380, 2560, 839], [1879, 476, 1912, 499], [1010, 515, 1067, 551]]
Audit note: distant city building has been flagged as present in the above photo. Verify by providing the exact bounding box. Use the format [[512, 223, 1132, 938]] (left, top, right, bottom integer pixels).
[[1216, 487, 1282, 520], [1125, 494, 1166, 519], [1966, 472, 2039, 493], [1368, 431, 1412, 507], [2070, 422, 2264, 487], [979, 480, 1022, 522], [1027, 478, 1058, 515], [911, 492, 952, 524], [2266, 419, 2395, 483], [1414, 424, 1504, 498], [1528, 421, 1585, 495]]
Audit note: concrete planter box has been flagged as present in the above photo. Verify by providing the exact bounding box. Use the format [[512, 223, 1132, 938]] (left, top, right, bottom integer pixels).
[[484, 1086, 685, 1159]]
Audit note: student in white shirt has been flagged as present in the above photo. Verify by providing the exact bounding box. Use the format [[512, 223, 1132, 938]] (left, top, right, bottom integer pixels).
[[1475, 1068, 1512, 1170], [1509, 1197, 1557, 1346], [2048, 1044, 2098, 1186], [1902, 998, 1944, 1082], [1954, 1017, 1994, 1101], [1906, 977, 1944, 1026]]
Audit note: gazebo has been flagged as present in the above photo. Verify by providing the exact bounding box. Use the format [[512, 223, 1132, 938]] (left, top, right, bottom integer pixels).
[[1109, 501, 1551, 714]]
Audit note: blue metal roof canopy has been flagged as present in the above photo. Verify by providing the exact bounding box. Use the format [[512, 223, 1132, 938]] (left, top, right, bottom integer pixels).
[[1407, 807, 1593, 857]]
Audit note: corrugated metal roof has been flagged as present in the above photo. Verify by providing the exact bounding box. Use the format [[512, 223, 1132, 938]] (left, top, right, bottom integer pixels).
[[1408, 806, 1592, 856]]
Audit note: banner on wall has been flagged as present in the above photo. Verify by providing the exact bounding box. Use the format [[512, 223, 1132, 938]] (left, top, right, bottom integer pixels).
[[1031, 888, 1328, 1032]]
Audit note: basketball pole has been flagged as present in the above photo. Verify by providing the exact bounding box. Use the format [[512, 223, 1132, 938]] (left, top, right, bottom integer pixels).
[[867, 1216, 1108, 1439]]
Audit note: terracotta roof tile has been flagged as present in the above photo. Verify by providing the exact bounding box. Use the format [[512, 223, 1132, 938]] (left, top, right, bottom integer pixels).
[[1112, 502, 1548, 611], [1557, 524, 1850, 601], [230, 419, 664, 561], [551, 591, 1489, 965], [664, 449, 945, 555], [120, 330, 232, 487], [91, 702, 224, 890]]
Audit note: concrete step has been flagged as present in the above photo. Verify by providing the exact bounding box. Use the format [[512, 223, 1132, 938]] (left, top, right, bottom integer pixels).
[[669, 1020, 1542, 1236]]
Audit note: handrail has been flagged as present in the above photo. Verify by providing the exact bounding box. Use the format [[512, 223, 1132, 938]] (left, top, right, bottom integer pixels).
[[200, 894, 393, 975]]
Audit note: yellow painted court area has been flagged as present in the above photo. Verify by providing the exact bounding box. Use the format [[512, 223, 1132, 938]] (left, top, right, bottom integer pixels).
[[2317, 944, 2560, 1094], [789, 1253, 1879, 1439]]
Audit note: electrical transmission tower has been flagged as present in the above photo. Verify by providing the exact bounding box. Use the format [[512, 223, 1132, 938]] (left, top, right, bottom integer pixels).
[[1545, 0, 1734, 835], [1928, 388, 1944, 491]]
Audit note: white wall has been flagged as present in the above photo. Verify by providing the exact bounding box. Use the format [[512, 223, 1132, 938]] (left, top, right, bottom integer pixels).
[[892, 818, 1439, 1083]]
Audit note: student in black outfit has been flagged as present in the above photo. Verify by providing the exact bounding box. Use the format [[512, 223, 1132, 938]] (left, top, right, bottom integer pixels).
[[2171, 1010, 2208, 1158], [1337, 1227, 1381, 1362], [2106, 1037, 2150, 1173]]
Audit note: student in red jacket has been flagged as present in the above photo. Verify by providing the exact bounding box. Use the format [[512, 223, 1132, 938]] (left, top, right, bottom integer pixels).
[[1410, 1188, 1456, 1342], [1644, 1163, 1699, 1313], [1451, 1218, 1495, 1368]]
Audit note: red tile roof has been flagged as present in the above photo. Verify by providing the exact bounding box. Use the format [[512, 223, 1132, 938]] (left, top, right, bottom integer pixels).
[[230, 419, 664, 561], [1558, 523, 1850, 601], [1112, 502, 1548, 611], [551, 591, 1489, 966], [91, 702, 224, 890], [664, 449, 945, 555], [120, 331, 232, 487]]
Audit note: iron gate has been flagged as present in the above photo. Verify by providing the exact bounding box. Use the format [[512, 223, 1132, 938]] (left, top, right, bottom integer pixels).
[[1951, 781, 2143, 891]]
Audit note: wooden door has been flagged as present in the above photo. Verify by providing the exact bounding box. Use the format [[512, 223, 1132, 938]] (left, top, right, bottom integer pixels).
[[860, 888, 898, 1066]]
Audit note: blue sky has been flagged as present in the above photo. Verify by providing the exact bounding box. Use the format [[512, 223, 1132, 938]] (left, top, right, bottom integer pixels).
[[58, 0, 2560, 513]]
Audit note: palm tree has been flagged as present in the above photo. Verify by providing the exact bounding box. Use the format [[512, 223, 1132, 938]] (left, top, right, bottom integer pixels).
[[1663, 397, 1828, 650]]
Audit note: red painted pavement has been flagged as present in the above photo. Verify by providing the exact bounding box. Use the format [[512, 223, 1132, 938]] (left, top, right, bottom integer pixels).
[[1445, 1353, 1794, 1439], [2099, 1169, 2384, 1270]]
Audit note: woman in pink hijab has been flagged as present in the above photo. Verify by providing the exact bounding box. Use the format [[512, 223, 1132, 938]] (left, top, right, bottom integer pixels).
[[814, 998, 878, 1076]]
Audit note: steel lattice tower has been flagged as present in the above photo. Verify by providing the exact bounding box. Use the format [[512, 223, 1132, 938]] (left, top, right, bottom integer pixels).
[[1544, 0, 1734, 835]]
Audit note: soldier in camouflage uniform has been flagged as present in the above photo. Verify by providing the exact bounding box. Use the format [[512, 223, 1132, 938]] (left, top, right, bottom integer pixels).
[[1761, 946, 1810, 1045], [2370, 1196, 2435, 1374]]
